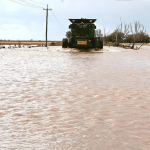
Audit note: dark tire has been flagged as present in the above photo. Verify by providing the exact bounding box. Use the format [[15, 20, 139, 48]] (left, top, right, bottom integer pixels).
[[100, 40, 103, 49], [68, 42, 73, 48], [62, 38, 68, 48], [94, 48, 99, 51], [62, 40, 66, 48], [68, 38, 73, 48]]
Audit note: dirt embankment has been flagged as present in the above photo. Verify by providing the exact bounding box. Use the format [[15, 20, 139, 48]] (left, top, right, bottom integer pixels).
[[0, 41, 62, 46]]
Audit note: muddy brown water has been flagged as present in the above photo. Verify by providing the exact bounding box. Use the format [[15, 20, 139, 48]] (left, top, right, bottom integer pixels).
[[0, 46, 150, 150]]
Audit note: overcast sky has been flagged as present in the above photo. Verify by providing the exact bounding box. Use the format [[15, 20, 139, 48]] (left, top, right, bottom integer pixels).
[[0, 0, 150, 40]]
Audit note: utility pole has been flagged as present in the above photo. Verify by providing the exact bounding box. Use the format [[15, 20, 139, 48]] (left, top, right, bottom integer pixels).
[[43, 5, 52, 49]]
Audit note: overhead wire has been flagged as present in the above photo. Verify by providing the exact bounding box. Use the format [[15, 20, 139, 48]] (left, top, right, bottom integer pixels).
[[49, 13, 61, 28], [28, 0, 47, 5], [9, 0, 65, 29], [20, 0, 43, 8], [9, 0, 42, 8], [51, 11, 64, 28]]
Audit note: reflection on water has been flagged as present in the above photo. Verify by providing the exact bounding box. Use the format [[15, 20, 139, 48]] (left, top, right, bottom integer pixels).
[[0, 47, 150, 150]]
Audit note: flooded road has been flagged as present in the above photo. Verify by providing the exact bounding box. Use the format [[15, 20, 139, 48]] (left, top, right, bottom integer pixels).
[[0, 46, 150, 150]]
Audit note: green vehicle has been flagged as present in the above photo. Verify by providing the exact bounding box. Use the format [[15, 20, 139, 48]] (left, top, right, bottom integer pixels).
[[62, 18, 103, 49]]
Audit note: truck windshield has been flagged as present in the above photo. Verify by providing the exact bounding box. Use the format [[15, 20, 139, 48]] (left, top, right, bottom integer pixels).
[[76, 25, 89, 36]]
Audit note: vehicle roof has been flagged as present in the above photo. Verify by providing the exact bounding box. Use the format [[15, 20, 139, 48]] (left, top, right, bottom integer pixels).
[[69, 18, 97, 23]]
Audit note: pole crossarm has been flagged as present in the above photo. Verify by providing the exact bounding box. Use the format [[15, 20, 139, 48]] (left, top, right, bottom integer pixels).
[[43, 8, 52, 10]]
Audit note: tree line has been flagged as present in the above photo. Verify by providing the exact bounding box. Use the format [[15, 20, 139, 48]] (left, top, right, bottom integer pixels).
[[103, 20, 150, 49]]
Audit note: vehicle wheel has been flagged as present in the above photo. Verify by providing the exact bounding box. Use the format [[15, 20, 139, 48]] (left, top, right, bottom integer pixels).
[[68, 42, 73, 48], [100, 40, 103, 49], [62, 40, 65, 48], [94, 48, 99, 51], [62, 38, 68, 48]]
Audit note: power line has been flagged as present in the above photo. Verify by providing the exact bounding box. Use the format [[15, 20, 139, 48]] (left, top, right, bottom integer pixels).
[[10, 0, 64, 28], [51, 11, 64, 28], [20, 0, 43, 8], [28, 0, 47, 5], [9, 0, 42, 8], [49, 13, 61, 28]]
